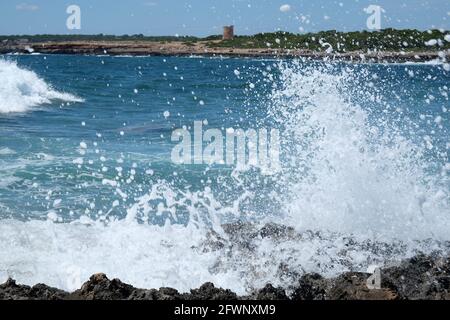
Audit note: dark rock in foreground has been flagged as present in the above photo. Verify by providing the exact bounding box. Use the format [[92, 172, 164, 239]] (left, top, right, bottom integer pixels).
[[1, 253, 449, 300], [0, 279, 68, 300], [0, 39, 445, 63]]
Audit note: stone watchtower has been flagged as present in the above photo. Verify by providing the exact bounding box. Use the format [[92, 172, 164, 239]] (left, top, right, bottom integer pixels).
[[223, 26, 234, 40]]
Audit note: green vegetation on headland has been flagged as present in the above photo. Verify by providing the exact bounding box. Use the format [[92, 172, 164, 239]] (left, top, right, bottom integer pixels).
[[208, 29, 450, 52], [1, 29, 449, 53]]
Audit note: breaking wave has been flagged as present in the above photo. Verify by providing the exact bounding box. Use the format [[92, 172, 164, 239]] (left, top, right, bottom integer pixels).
[[0, 59, 83, 114]]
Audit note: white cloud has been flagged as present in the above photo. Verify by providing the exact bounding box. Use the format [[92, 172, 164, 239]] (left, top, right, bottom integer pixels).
[[143, 1, 157, 6], [280, 4, 291, 13], [16, 3, 39, 11]]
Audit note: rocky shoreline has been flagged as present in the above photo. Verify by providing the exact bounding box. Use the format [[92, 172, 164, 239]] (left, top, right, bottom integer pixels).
[[0, 40, 445, 62], [1, 253, 449, 300]]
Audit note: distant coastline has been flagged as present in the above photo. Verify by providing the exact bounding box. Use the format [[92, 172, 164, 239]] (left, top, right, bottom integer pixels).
[[0, 40, 445, 62], [1, 29, 449, 62]]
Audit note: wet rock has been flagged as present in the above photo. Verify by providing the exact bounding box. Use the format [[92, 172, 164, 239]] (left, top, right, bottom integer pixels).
[[291, 273, 330, 300], [127, 289, 159, 300], [0, 278, 33, 300], [29, 283, 69, 300], [0, 278, 68, 300], [155, 287, 183, 300], [222, 222, 300, 243], [251, 284, 288, 300], [128, 287, 182, 300], [70, 273, 135, 300], [257, 223, 298, 241], [185, 282, 238, 300], [328, 272, 398, 300], [382, 254, 450, 300]]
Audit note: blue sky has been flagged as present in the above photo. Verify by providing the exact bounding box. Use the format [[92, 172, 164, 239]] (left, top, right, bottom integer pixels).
[[0, 0, 449, 36]]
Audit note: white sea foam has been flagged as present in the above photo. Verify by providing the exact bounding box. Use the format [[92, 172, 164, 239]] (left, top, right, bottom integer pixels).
[[0, 219, 226, 293], [0, 216, 447, 294], [0, 59, 84, 114]]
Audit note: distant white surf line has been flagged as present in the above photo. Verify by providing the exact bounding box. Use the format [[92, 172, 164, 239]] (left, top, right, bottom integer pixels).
[[0, 59, 84, 114]]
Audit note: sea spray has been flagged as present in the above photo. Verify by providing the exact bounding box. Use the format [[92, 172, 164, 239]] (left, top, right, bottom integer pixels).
[[267, 60, 449, 240]]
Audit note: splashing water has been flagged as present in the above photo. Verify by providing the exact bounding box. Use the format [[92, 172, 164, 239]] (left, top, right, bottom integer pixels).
[[0, 56, 448, 294], [268, 61, 449, 240]]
